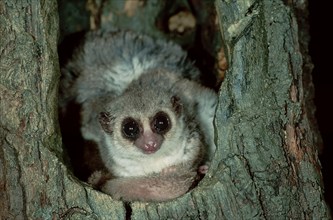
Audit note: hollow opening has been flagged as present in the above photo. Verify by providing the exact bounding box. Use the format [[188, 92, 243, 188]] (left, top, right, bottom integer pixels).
[[57, 0, 227, 202]]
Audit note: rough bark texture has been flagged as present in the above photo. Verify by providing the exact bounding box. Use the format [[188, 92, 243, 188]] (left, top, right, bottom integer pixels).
[[214, 0, 330, 218], [0, 0, 330, 219], [0, 1, 125, 219]]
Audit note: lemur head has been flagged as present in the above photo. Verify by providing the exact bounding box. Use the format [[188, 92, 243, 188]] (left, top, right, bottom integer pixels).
[[98, 89, 185, 156]]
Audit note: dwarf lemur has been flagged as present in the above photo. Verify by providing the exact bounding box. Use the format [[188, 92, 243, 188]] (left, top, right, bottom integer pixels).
[[59, 30, 217, 202]]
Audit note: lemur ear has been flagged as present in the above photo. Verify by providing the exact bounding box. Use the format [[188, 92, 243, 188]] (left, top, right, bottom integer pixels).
[[99, 112, 114, 134], [171, 96, 182, 115]]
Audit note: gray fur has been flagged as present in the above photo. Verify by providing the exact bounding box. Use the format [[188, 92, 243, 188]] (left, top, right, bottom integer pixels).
[[59, 30, 200, 106]]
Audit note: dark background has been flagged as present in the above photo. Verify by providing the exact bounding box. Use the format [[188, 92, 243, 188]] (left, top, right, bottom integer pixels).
[[308, 1, 333, 210]]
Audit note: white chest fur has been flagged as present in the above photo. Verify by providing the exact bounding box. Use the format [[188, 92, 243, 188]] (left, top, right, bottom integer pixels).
[[111, 138, 199, 177]]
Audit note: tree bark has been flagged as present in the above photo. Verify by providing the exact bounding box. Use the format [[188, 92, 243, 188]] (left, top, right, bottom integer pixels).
[[0, 0, 330, 219], [0, 1, 124, 219], [214, 0, 329, 218]]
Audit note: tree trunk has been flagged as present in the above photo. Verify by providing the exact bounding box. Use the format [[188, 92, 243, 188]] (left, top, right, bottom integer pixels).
[[0, 0, 330, 219]]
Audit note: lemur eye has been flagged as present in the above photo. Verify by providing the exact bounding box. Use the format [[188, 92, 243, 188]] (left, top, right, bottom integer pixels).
[[153, 112, 171, 134], [122, 118, 140, 140]]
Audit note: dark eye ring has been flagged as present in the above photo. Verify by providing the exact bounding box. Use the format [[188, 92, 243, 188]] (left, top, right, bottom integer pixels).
[[153, 112, 171, 134], [122, 118, 140, 140]]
